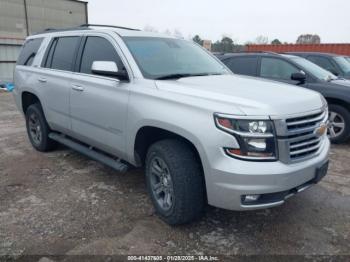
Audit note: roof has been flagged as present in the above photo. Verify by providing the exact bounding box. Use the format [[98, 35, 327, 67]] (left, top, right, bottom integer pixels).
[[286, 52, 338, 57], [280, 54, 301, 59], [214, 51, 281, 60]]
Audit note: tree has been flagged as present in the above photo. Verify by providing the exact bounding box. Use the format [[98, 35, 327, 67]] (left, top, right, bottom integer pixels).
[[173, 29, 184, 39], [296, 34, 321, 44], [143, 25, 158, 33], [221, 36, 234, 52], [271, 39, 282, 45], [255, 35, 269, 44], [163, 29, 172, 36], [192, 35, 203, 45]]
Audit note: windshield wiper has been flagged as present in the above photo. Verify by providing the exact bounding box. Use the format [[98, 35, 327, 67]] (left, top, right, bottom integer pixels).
[[155, 73, 222, 80]]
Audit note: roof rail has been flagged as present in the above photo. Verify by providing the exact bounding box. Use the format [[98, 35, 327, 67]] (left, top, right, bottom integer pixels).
[[243, 51, 280, 55], [33, 24, 140, 36], [33, 26, 91, 35], [80, 24, 140, 31]]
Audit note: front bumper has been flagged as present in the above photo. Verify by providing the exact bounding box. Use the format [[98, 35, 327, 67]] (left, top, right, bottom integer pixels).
[[206, 137, 330, 211]]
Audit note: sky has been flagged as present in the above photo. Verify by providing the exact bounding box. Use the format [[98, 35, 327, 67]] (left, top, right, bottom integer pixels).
[[88, 0, 350, 44]]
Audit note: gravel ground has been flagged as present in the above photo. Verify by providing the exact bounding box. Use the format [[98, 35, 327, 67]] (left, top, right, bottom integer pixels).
[[0, 92, 349, 260]]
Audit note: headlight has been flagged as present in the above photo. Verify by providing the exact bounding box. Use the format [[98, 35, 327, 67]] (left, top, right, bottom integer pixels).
[[215, 114, 277, 161]]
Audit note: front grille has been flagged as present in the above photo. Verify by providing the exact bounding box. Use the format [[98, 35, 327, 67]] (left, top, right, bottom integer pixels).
[[285, 110, 327, 161]]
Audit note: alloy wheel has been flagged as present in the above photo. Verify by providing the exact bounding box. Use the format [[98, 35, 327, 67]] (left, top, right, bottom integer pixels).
[[28, 112, 42, 146], [328, 111, 345, 139], [149, 156, 174, 211]]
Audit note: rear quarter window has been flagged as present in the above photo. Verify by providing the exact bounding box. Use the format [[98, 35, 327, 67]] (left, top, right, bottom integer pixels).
[[17, 38, 44, 66]]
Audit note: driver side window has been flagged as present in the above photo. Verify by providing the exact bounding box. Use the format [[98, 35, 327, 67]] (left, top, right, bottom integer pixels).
[[80, 36, 124, 75], [308, 56, 338, 75], [260, 57, 299, 80]]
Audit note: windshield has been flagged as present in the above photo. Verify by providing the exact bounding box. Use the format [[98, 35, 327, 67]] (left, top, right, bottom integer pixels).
[[334, 56, 350, 73], [289, 56, 337, 81], [123, 37, 229, 79]]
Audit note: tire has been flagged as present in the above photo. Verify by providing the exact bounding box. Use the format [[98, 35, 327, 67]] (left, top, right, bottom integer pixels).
[[25, 103, 57, 152], [328, 104, 350, 144], [145, 139, 205, 225]]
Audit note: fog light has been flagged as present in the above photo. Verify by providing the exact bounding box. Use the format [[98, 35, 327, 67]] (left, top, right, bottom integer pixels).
[[244, 194, 261, 202]]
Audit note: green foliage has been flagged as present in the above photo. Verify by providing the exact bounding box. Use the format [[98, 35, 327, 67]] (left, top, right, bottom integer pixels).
[[296, 34, 321, 44], [192, 35, 203, 45], [211, 36, 245, 53], [271, 39, 282, 45]]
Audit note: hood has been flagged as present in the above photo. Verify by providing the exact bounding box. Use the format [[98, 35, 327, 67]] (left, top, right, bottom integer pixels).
[[155, 74, 323, 116], [330, 78, 350, 87]]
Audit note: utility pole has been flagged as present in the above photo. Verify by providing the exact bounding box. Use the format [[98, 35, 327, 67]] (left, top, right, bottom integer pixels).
[[23, 0, 29, 36]]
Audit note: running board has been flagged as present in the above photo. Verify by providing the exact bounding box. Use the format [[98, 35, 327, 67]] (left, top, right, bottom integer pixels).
[[49, 133, 129, 173]]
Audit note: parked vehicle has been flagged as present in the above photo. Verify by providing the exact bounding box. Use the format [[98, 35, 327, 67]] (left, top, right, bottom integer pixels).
[[287, 52, 350, 80], [13, 25, 329, 225], [217, 52, 350, 143]]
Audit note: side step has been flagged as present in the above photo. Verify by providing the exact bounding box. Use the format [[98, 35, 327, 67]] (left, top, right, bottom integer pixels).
[[49, 133, 129, 173]]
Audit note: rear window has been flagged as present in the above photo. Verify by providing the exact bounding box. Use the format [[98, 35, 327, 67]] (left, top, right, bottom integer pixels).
[[44, 37, 80, 71], [224, 56, 258, 76], [17, 38, 44, 66]]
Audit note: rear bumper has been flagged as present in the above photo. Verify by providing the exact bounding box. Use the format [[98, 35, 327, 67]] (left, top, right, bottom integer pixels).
[[206, 137, 330, 211]]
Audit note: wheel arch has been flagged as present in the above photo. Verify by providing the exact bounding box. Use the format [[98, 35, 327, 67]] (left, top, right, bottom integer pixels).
[[21, 91, 41, 114], [132, 125, 206, 169], [325, 97, 350, 112]]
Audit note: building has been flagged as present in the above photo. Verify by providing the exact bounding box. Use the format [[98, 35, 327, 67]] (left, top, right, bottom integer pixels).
[[0, 0, 88, 82], [246, 44, 350, 56], [202, 40, 212, 51]]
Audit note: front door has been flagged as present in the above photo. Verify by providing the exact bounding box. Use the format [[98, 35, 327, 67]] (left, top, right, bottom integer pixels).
[[69, 35, 130, 158], [258, 56, 301, 85]]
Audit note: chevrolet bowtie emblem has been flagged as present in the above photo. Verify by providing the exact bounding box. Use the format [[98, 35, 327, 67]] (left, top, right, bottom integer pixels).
[[314, 123, 328, 137]]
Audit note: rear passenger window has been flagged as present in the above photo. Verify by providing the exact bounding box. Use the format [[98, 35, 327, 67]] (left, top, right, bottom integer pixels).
[[80, 36, 124, 74], [17, 38, 44, 66], [225, 56, 258, 76], [47, 37, 80, 71]]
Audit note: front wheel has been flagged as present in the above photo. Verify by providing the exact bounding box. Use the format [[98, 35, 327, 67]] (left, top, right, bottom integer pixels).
[[145, 139, 205, 225], [328, 104, 350, 143]]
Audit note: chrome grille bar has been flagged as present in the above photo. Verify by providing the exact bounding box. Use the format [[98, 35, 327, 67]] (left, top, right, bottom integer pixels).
[[274, 108, 327, 163]]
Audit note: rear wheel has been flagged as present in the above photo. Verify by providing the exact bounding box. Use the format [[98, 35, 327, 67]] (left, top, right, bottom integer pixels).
[[145, 139, 205, 225], [328, 104, 350, 143], [25, 103, 57, 152]]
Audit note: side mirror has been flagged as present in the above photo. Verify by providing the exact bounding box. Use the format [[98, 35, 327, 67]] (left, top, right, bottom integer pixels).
[[291, 72, 306, 83], [91, 61, 128, 80]]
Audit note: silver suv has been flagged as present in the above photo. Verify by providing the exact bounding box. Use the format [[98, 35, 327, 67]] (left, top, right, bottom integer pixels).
[[13, 25, 330, 225]]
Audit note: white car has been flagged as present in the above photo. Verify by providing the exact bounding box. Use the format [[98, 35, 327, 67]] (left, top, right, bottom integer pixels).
[[13, 25, 330, 225]]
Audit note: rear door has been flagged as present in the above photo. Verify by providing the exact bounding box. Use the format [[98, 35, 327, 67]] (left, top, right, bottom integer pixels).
[[223, 56, 258, 76], [69, 34, 130, 158], [258, 56, 301, 85], [38, 36, 81, 133]]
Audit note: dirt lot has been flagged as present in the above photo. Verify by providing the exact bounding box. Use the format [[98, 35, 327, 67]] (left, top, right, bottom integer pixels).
[[0, 92, 349, 259]]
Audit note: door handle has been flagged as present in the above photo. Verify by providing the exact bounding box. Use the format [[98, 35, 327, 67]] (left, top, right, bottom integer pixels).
[[71, 84, 84, 92], [38, 77, 47, 83]]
